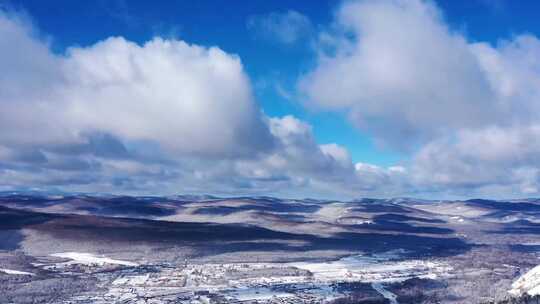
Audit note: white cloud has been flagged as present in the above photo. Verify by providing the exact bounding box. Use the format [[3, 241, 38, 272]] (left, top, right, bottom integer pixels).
[[247, 10, 312, 45], [300, 0, 498, 148], [0, 10, 274, 158], [411, 125, 540, 195], [222, 116, 408, 198], [321, 143, 352, 167], [298, 0, 540, 197], [5, 2, 540, 199], [0, 9, 409, 199]]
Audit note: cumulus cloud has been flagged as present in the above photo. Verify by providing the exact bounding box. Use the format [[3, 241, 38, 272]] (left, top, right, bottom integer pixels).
[[298, 0, 540, 197], [5, 1, 540, 199], [216, 116, 408, 198], [0, 9, 274, 158], [0, 8, 408, 199], [300, 0, 500, 148], [247, 10, 313, 45], [410, 125, 540, 196], [0, 9, 271, 191]]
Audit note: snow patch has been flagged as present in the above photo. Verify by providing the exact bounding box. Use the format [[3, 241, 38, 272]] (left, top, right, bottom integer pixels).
[[450, 216, 465, 222], [289, 250, 451, 283], [0, 268, 34, 276], [50, 252, 138, 267], [226, 287, 293, 301]]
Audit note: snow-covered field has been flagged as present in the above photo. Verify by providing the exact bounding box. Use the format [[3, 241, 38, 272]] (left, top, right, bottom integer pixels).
[[50, 252, 139, 267], [0, 268, 34, 276], [226, 287, 293, 301], [289, 250, 451, 283]]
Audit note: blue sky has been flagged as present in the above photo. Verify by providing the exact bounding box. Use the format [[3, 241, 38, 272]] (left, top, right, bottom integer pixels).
[[2, 0, 540, 198]]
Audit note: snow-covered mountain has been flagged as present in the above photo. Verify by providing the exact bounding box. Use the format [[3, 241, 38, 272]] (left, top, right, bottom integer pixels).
[[509, 265, 540, 297]]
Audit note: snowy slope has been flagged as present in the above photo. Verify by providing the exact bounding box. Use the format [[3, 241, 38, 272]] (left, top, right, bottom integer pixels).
[[50, 252, 138, 267], [509, 265, 540, 296], [0, 268, 34, 276]]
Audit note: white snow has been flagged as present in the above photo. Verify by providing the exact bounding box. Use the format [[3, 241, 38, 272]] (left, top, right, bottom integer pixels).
[[227, 287, 293, 301], [450, 216, 465, 222], [289, 250, 450, 284], [0, 268, 34, 276], [509, 264, 540, 296], [414, 202, 490, 217], [112, 273, 150, 285], [314, 203, 348, 222], [50, 252, 138, 267], [353, 220, 373, 225]]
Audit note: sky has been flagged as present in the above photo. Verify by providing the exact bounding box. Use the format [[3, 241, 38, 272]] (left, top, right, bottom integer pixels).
[[1, 0, 540, 199]]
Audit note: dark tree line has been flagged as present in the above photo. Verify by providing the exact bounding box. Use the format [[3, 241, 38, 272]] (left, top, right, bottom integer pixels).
[[484, 295, 540, 304]]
